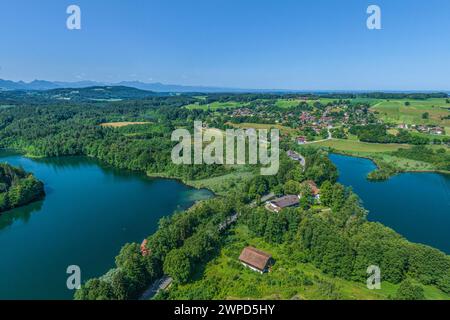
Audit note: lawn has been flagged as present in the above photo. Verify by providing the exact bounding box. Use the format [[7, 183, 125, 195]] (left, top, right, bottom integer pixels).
[[371, 98, 450, 128]]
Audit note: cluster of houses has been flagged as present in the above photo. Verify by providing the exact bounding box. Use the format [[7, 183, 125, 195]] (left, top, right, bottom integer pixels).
[[298, 111, 334, 134], [299, 111, 315, 124], [231, 108, 254, 117], [397, 124, 445, 135]]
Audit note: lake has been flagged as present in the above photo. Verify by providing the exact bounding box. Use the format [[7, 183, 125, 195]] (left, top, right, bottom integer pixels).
[[0, 152, 213, 300], [330, 154, 450, 254]]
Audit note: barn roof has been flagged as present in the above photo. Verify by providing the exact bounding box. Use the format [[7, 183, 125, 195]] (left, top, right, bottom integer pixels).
[[239, 247, 272, 272], [271, 195, 299, 209]]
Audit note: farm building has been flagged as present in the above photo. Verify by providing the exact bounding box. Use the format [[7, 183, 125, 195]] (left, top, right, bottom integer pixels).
[[239, 247, 273, 274], [266, 195, 300, 213]]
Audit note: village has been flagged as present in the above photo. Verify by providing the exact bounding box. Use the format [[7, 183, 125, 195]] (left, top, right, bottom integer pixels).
[[395, 123, 445, 136]]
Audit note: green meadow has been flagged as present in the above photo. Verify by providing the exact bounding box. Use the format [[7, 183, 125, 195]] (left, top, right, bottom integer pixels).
[[184, 101, 245, 110], [371, 98, 450, 130]]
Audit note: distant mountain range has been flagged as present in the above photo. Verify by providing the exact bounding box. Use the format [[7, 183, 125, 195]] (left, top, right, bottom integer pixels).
[[1, 78, 449, 94], [0, 79, 245, 93]]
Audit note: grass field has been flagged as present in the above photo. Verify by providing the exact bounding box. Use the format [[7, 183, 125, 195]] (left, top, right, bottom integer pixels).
[[100, 121, 151, 128], [186, 166, 256, 195], [310, 139, 447, 173], [313, 139, 410, 153], [226, 122, 297, 135], [275, 98, 340, 109], [371, 98, 450, 130], [167, 225, 450, 300], [184, 101, 245, 110]]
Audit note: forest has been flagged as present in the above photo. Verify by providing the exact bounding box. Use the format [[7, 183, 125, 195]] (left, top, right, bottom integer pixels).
[[0, 163, 45, 213]]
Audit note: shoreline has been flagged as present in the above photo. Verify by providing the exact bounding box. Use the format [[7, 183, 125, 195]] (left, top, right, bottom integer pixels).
[[328, 149, 450, 180]]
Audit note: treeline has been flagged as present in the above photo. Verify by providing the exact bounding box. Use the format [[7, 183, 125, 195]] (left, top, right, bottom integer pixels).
[[74, 198, 235, 300], [0, 163, 45, 213], [350, 124, 429, 145], [394, 146, 450, 171], [319, 92, 448, 100]]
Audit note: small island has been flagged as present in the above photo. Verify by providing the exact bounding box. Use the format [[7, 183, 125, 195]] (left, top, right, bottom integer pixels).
[[0, 163, 45, 213]]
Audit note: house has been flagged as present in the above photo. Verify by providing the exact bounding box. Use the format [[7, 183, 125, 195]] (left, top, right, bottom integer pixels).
[[239, 247, 273, 274], [296, 136, 307, 145], [305, 180, 320, 199], [430, 126, 444, 135], [266, 195, 300, 213], [140, 239, 151, 257]]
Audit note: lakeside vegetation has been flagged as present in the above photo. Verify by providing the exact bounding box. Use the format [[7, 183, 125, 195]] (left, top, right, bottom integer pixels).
[[0, 88, 449, 300], [312, 139, 450, 180], [0, 163, 45, 213]]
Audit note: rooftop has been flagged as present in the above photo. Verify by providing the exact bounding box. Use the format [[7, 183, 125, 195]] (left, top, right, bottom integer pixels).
[[239, 247, 272, 272], [271, 195, 299, 209]]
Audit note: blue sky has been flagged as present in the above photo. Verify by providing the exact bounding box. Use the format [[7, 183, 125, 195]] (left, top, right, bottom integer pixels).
[[0, 0, 449, 90]]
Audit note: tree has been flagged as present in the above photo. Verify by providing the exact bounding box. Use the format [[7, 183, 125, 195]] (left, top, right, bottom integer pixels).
[[319, 181, 333, 206], [163, 249, 192, 283], [264, 213, 285, 243], [404, 101, 410, 106], [110, 270, 130, 300], [284, 180, 302, 195], [115, 243, 149, 297], [74, 279, 115, 300], [394, 280, 425, 300], [422, 112, 429, 119], [331, 184, 347, 212]]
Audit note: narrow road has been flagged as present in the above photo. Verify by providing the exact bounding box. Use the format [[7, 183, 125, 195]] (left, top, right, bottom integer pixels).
[[140, 276, 173, 300]]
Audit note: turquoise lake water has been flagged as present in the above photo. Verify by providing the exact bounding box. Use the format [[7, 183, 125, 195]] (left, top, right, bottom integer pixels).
[[330, 154, 450, 254], [0, 152, 212, 299]]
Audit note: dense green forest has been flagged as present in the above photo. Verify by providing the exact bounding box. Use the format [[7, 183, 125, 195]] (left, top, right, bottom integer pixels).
[[0, 163, 45, 213]]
